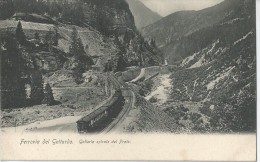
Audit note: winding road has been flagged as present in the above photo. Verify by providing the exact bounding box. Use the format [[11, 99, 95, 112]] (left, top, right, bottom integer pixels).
[[129, 68, 145, 83]]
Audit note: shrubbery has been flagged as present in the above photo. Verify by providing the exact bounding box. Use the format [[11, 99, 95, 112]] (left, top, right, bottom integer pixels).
[[149, 96, 157, 103], [139, 80, 153, 96]]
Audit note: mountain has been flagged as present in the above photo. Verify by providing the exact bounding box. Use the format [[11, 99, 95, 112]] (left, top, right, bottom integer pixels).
[[0, 0, 164, 109], [126, 0, 162, 31], [0, 0, 163, 72], [142, 0, 251, 62], [161, 0, 256, 132]]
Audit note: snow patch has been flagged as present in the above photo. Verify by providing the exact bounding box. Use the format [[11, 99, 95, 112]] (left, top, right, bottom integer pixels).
[[189, 55, 205, 69], [183, 84, 192, 100], [145, 74, 172, 104], [206, 66, 212, 71], [233, 32, 253, 45], [188, 40, 219, 69], [192, 78, 199, 97], [206, 39, 219, 55], [203, 91, 212, 102], [181, 52, 199, 67], [221, 18, 244, 25], [209, 105, 215, 110], [232, 76, 238, 82], [207, 66, 235, 90]]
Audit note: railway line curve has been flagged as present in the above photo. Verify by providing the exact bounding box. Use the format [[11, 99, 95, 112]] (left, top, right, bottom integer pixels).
[[76, 73, 135, 134]]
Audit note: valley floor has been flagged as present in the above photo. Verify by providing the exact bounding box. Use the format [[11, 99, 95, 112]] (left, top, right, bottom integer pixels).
[[121, 72, 210, 133], [1, 116, 82, 133], [1, 85, 108, 132]]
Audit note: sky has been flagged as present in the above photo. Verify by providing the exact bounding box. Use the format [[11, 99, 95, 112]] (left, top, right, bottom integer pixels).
[[139, 0, 224, 17]]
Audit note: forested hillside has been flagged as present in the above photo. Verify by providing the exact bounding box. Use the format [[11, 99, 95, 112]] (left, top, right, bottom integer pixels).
[[142, 0, 253, 63], [163, 0, 256, 133], [126, 0, 162, 31], [0, 0, 163, 109]]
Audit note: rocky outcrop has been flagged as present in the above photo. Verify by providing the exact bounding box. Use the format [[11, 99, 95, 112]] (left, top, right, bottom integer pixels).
[[126, 0, 161, 31], [0, 0, 164, 80]]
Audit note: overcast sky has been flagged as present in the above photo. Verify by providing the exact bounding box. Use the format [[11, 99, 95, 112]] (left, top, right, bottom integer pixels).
[[139, 0, 224, 16]]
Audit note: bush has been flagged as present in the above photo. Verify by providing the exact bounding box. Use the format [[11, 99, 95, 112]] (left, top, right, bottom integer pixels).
[[139, 80, 154, 96], [42, 83, 55, 106], [164, 105, 188, 121], [149, 96, 157, 103], [189, 112, 202, 123], [199, 104, 212, 116]]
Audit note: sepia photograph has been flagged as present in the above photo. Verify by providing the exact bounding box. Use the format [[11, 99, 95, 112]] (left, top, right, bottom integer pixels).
[[0, 0, 257, 160]]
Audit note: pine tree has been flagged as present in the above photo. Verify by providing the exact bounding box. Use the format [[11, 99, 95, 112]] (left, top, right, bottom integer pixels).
[[53, 27, 59, 46], [69, 27, 93, 84], [115, 52, 127, 72], [97, 10, 112, 36], [150, 39, 156, 47], [35, 32, 40, 44], [43, 28, 60, 50], [123, 30, 131, 45], [49, 1, 60, 17], [42, 83, 54, 106], [15, 21, 27, 45], [30, 70, 44, 104], [1, 34, 26, 108], [73, 62, 85, 84], [69, 27, 85, 58], [44, 29, 53, 45]]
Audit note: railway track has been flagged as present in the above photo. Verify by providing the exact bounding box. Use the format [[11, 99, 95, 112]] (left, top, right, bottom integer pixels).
[[102, 75, 135, 133], [76, 73, 135, 133], [77, 65, 175, 133], [102, 91, 135, 133]]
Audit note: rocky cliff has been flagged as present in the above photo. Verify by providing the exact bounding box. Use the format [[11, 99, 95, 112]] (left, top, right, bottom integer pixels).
[[126, 0, 162, 31], [0, 0, 163, 73]]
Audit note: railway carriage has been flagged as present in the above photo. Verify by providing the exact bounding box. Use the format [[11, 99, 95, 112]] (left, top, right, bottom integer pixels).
[[77, 106, 109, 133], [76, 73, 132, 133], [76, 89, 125, 133]]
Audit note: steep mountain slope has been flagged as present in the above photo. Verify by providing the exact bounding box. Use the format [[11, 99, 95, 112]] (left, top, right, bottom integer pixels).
[[0, 0, 14, 20], [126, 0, 162, 31], [10, 0, 136, 36], [1, 0, 163, 72], [165, 0, 256, 132], [142, 0, 247, 62], [0, 0, 164, 110], [165, 0, 255, 63], [0, 20, 118, 71]]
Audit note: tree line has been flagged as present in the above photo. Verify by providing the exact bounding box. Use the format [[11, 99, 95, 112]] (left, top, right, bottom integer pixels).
[[1, 22, 57, 109], [11, 0, 85, 25], [1, 20, 95, 109]]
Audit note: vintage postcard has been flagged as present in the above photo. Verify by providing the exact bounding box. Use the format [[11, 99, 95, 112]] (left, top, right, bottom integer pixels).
[[0, 0, 257, 161]]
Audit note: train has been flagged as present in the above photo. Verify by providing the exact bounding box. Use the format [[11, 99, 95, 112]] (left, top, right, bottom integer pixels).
[[76, 73, 135, 133], [76, 89, 125, 133]]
